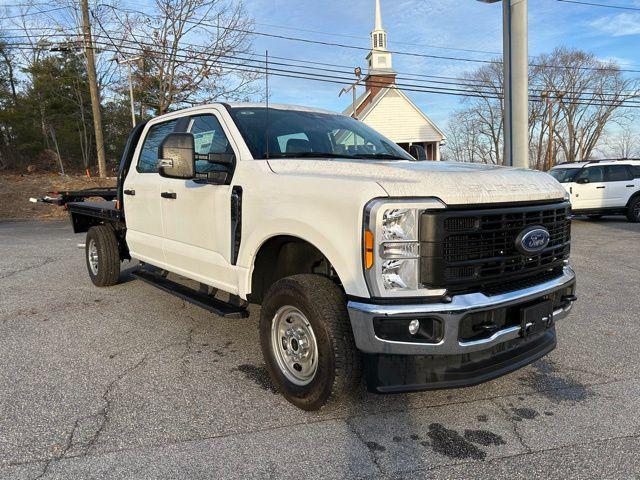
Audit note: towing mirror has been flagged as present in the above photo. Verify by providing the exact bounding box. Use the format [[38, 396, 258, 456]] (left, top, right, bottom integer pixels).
[[206, 152, 235, 166], [158, 133, 195, 179], [576, 178, 590, 184]]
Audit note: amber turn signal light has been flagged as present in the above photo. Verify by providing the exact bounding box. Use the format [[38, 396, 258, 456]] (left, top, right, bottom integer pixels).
[[364, 229, 374, 269]]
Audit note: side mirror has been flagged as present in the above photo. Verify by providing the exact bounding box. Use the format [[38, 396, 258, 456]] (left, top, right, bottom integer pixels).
[[409, 144, 427, 161], [576, 177, 590, 184], [158, 133, 195, 179], [206, 152, 235, 166]]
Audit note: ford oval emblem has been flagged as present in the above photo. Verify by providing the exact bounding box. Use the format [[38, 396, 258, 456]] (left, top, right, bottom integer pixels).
[[516, 226, 550, 254]]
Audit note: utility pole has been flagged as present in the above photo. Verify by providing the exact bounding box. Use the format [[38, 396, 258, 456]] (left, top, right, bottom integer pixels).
[[479, 0, 529, 168], [80, 0, 107, 178], [117, 56, 142, 127], [541, 91, 563, 170]]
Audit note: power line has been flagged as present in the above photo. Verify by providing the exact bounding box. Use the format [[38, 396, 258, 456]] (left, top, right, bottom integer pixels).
[[8, 29, 638, 103], [6, 2, 640, 74], [10, 38, 640, 109], [97, 3, 640, 74], [0, 5, 67, 21], [252, 22, 502, 57], [556, 0, 640, 11]]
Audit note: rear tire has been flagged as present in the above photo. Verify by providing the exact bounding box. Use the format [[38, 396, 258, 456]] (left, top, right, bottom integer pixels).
[[85, 225, 121, 287], [627, 197, 640, 223], [259, 274, 361, 410]]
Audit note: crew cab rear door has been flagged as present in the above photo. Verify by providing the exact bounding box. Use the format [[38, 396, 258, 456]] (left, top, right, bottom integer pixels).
[[603, 165, 635, 207], [123, 117, 181, 264], [573, 166, 606, 210], [159, 109, 239, 293]]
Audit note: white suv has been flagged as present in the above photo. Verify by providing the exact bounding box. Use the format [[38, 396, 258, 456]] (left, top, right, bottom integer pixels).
[[550, 159, 640, 223]]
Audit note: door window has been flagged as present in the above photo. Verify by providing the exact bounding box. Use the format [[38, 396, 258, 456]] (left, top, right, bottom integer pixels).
[[631, 165, 640, 178], [189, 114, 234, 175], [137, 119, 179, 173], [604, 165, 632, 182], [576, 166, 604, 183]]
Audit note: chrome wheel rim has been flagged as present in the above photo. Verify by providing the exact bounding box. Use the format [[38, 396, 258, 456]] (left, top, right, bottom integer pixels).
[[88, 239, 99, 275], [270, 305, 318, 386], [634, 202, 640, 220]]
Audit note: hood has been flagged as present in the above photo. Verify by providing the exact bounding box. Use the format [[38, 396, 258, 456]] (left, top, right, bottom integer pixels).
[[267, 159, 567, 206]]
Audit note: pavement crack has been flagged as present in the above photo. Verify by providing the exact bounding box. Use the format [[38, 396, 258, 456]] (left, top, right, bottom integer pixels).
[[344, 418, 385, 475], [490, 398, 532, 453], [0, 257, 56, 280], [83, 339, 186, 456], [31, 418, 79, 479]]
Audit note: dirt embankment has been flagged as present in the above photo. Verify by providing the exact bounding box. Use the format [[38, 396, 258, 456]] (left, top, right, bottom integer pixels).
[[0, 173, 116, 220]]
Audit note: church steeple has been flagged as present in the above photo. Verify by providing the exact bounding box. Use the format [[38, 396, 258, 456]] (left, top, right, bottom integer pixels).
[[367, 0, 393, 73], [371, 0, 386, 50]]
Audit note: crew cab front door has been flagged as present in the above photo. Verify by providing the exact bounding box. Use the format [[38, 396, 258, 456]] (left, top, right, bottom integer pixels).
[[160, 111, 238, 293], [572, 166, 606, 210], [123, 118, 180, 264]]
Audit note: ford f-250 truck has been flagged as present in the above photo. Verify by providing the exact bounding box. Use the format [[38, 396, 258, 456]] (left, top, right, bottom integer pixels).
[[42, 103, 577, 410]]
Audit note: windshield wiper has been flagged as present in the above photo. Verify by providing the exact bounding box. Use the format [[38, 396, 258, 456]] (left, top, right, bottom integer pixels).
[[266, 152, 353, 159], [352, 153, 409, 160]]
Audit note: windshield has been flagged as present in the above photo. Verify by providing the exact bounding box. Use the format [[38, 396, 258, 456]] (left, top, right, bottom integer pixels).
[[549, 168, 582, 183], [227, 107, 413, 161]]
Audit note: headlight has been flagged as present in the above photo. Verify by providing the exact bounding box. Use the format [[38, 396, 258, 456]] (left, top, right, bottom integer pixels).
[[382, 208, 417, 241], [363, 198, 447, 298]]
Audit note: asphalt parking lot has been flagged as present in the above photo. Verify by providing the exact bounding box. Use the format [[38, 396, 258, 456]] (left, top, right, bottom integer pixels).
[[1, 217, 639, 479]]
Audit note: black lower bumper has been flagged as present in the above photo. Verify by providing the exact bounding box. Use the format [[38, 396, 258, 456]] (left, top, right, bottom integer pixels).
[[363, 328, 556, 393]]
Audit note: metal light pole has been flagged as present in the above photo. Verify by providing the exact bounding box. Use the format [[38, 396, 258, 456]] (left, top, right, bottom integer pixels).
[[117, 56, 142, 127], [339, 67, 363, 120], [478, 0, 529, 169]]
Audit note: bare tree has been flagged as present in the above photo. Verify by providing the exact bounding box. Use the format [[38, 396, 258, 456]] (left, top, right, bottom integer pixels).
[[536, 48, 639, 163], [113, 0, 260, 115], [597, 123, 640, 159], [445, 48, 640, 168]]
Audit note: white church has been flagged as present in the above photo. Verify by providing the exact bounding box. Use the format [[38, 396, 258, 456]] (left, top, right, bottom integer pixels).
[[343, 0, 445, 160]]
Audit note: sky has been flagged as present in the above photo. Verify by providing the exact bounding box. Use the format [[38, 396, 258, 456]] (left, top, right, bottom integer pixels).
[[241, 0, 640, 129]]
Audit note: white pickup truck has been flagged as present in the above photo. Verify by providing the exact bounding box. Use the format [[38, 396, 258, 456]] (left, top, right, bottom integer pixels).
[[46, 103, 577, 410]]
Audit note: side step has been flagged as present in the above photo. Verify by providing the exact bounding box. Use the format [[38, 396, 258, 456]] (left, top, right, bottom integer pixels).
[[132, 269, 249, 319]]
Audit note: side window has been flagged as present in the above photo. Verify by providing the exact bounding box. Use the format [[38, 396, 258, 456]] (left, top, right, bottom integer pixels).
[[189, 114, 233, 175], [137, 119, 179, 173], [605, 165, 633, 182], [576, 166, 604, 183], [631, 165, 640, 178]]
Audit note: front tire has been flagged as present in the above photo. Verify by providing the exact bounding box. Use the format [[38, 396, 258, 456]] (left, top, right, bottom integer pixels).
[[85, 225, 121, 287], [627, 197, 640, 223], [260, 274, 361, 410]]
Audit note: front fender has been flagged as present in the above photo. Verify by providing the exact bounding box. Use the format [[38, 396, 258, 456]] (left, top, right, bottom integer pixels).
[[237, 218, 369, 299]]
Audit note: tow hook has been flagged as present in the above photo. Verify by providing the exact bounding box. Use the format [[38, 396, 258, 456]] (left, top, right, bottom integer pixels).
[[561, 294, 578, 303]]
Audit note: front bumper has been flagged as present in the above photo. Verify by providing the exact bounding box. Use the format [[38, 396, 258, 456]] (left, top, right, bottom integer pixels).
[[347, 266, 576, 392]]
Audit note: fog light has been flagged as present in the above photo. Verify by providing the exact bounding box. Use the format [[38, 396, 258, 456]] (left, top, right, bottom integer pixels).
[[408, 319, 420, 335]]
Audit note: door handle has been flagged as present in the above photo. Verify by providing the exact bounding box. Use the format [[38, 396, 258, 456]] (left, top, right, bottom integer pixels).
[[596, 186, 605, 189], [161, 192, 177, 199], [123, 189, 135, 196], [627, 185, 635, 188]]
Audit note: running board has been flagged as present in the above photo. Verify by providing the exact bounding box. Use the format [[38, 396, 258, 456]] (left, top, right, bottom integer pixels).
[[132, 269, 249, 319]]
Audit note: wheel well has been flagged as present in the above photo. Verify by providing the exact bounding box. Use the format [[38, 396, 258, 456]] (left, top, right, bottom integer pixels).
[[249, 236, 340, 304], [626, 191, 640, 207]]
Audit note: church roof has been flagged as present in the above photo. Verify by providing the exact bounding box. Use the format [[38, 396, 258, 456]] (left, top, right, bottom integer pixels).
[[353, 86, 445, 143]]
